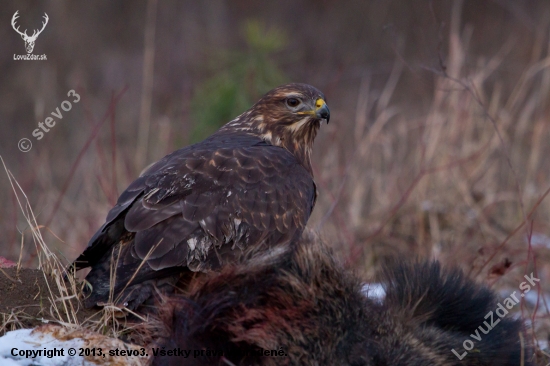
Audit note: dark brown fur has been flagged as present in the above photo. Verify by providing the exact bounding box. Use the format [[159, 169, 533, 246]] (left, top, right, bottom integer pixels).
[[154, 239, 533, 366]]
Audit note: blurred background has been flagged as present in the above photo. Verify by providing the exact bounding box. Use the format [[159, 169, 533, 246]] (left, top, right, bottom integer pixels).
[[1, 0, 550, 358]]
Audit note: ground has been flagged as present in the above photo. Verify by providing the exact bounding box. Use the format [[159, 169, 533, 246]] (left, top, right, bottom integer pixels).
[[0, 266, 98, 334]]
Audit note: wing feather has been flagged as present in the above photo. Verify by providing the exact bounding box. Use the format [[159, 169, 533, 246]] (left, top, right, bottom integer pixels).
[[134, 215, 196, 259], [124, 197, 182, 232], [75, 135, 316, 298]]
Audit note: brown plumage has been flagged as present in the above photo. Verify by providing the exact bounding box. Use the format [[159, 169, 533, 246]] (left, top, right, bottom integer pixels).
[[70, 83, 330, 309], [154, 238, 533, 366]]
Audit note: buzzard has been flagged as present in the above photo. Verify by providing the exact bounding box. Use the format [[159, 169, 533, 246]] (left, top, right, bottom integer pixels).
[[71, 83, 330, 309]]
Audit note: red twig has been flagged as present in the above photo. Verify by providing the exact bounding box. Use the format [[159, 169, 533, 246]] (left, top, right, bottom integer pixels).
[[44, 87, 127, 228]]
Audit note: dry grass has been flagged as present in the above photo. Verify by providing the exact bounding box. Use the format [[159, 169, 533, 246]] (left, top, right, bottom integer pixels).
[[308, 4, 550, 363], [0, 157, 158, 350], [0, 156, 82, 332]]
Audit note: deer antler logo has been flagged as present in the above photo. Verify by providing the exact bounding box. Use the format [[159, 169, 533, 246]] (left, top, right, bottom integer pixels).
[[11, 11, 49, 54]]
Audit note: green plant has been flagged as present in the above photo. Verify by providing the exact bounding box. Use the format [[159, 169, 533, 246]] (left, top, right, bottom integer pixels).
[[189, 20, 288, 143]]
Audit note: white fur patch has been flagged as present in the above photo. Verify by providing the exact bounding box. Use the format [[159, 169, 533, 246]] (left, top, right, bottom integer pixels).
[[187, 238, 197, 251]]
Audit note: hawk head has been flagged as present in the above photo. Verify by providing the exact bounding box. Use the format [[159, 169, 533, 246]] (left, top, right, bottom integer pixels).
[[221, 83, 330, 173]]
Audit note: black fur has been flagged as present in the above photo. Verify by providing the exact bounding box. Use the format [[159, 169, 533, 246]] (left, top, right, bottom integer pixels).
[[153, 240, 532, 366]]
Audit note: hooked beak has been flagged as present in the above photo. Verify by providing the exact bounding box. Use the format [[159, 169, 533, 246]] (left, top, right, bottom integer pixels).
[[315, 98, 330, 123]]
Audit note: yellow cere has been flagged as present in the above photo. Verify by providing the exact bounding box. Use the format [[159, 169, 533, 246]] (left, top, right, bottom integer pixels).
[[315, 98, 325, 109]]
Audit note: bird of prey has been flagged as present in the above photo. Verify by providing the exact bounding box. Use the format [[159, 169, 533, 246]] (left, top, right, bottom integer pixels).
[[70, 83, 330, 309]]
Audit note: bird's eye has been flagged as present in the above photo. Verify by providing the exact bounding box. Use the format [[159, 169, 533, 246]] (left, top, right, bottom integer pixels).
[[286, 98, 301, 108]]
